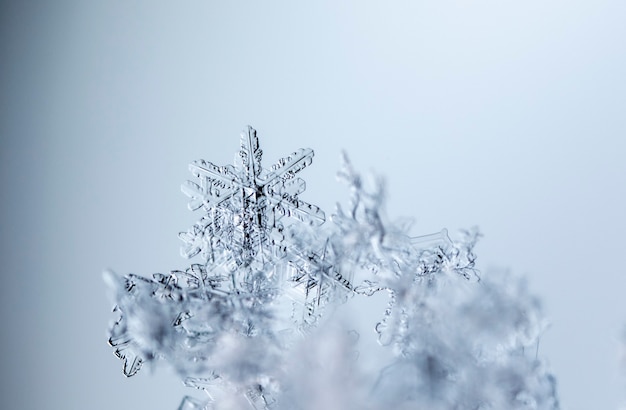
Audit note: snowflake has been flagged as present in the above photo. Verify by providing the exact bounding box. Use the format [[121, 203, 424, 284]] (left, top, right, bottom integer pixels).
[[179, 126, 325, 266], [106, 126, 559, 410]]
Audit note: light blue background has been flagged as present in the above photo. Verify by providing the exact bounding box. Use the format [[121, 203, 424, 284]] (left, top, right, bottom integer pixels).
[[1, 1, 625, 409]]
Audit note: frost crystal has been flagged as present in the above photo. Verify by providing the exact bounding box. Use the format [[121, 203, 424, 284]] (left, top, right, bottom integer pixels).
[[106, 126, 559, 409]]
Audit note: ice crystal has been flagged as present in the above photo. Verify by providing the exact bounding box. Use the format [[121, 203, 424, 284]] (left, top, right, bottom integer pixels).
[[106, 126, 559, 409]]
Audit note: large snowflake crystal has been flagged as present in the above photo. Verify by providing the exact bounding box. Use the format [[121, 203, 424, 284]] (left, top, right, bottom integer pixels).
[[179, 126, 324, 266], [106, 126, 559, 410]]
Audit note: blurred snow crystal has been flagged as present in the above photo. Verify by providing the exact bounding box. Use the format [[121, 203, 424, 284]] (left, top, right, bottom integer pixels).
[[105, 126, 559, 409]]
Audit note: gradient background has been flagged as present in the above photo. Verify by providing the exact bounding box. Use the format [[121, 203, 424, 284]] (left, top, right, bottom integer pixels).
[[1, 1, 625, 409]]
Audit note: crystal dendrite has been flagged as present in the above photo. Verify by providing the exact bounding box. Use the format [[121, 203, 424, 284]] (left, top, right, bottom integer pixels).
[[106, 126, 559, 409]]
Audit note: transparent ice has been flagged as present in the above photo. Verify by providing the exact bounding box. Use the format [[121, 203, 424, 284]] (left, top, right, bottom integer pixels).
[[105, 126, 559, 409]]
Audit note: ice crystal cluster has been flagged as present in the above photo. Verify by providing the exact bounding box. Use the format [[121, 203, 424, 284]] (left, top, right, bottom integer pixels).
[[106, 126, 559, 409]]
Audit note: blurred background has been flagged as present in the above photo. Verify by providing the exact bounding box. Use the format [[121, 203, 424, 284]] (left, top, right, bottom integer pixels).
[[1, 1, 625, 408]]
